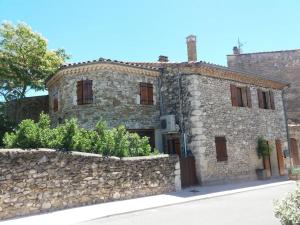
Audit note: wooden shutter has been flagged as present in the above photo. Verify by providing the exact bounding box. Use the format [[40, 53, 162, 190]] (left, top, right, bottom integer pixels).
[[215, 137, 228, 162], [269, 91, 275, 110], [246, 87, 252, 108], [83, 80, 93, 104], [241, 87, 248, 107], [290, 138, 300, 166], [53, 98, 58, 112], [77, 80, 83, 105], [257, 89, 264, 108], [147, 83, 154, 105], [276, 140, 285, 176], [230, 84, 238, 107], [140, 83, 148, 105], [265, 91, 271, 109]]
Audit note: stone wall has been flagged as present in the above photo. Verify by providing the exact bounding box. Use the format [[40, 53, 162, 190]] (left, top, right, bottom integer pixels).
[[227, 50, 300, 124], [160, 65, 288, 184], [0, 149, 180, 220], [184, 74, 288, 184], [6, 95, 49, 124], [48, 69, 160, 130]]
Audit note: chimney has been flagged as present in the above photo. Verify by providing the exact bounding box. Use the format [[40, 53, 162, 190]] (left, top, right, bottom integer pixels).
[[233, 46, 240, 55], [158, 55, 169, 62], [186, 35, 197, 62]]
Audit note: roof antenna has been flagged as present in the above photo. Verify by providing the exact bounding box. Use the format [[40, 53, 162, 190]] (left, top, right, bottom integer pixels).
[[237, 37, 246, 53]]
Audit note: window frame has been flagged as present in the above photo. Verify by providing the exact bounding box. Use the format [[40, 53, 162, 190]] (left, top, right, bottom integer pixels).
[[140, 82, 154, 105], [77, 79, 93, 105], [215, 136, 228, 162]]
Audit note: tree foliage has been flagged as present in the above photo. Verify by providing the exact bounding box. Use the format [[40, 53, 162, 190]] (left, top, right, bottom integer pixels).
[[3, 113, 157, 157], [0, 21, 69, 101]]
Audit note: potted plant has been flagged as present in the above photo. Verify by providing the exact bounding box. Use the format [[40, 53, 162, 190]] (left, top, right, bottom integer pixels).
[[256, 137, 273, 179], [288, 167, 300, 180]]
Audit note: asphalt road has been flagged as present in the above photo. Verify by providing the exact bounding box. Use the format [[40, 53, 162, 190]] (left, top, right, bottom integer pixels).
[[76, 182, 296, 225]]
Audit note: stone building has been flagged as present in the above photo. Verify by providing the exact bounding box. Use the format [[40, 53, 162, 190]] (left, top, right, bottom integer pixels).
[[46, 36, 289, 185], [227, 48, 300, 167]]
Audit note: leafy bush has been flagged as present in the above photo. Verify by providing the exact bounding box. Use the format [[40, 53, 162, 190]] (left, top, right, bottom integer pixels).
[[257, 137, 273, 158], [288, 167, 300, 175], [3, 113, 155, 157], [274, 185, 300, 225]]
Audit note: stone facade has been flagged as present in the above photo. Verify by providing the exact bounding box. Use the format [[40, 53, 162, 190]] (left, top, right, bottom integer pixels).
[[160, 65, 288, 184], [0, 149, 180, 220], [6, 95, 49, 124], [227, 49, 300, 123], [46, 52, 289, 185]]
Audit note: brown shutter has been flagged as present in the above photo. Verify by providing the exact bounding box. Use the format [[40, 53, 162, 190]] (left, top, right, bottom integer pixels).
[[230, 84, 238, 107], [215, 137, 228, 162], [246, 87, 252, 108], [241, 87, 248, 107], [77, 80, 83, 105], [53, 98, 58, 112], [257, 89, 264, 108], [140, 83, 148, 105], [83, 80, 93, 104], [265, 91, 271, 109], [276, 140, 285, 176], [147, 83, 153, 105], [269, 91, 275, 110], [291, 138, 300, 166]]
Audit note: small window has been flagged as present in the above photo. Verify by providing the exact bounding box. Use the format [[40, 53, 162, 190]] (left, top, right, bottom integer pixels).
[[77, 80, 93, 105], [215, 136, 228, 162], [53, 98, 58, 112], [230, 84, 251, 108], [140, 83, 153, 105], [257, 89, 275, 110]]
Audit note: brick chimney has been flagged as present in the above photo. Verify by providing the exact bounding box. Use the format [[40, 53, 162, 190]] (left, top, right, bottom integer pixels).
[[233, 46, 240, 55], [158, 55, 169, 62], [186, 35, 197, 62]]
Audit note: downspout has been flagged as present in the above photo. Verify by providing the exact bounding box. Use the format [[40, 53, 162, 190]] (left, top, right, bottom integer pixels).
[[282, 86, 293, 168], [158, 68, 164, 116], [177, 69, 187, 157]]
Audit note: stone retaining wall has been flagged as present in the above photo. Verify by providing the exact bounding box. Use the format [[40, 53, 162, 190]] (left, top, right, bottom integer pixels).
[[0, 149, 180, 220]]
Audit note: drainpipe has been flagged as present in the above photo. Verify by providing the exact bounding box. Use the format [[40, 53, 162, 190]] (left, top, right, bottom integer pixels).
[[177, 69, 187, 157], [158, 68, 164, 116], [282, 86, 293, 168]]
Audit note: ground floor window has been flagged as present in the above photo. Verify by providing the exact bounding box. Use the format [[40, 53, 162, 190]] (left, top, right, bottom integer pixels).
[[215, 136, 228, 162], [127, 129, 155, 150]]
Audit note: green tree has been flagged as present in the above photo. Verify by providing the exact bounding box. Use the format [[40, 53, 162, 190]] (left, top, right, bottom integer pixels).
[[0, 21, 69, 101]]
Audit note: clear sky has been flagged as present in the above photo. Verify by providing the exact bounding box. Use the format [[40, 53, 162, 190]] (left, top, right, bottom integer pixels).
[[0, 0, 299, 96]]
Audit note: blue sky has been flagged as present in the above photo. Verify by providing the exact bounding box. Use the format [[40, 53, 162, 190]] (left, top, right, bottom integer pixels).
[[1, 0, 299, 96]]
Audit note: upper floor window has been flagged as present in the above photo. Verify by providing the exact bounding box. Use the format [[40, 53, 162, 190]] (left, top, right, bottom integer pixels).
[[230, 84, 252, 108], [53, 98, 58, 112], [52, 91, 58, 112], [215, 136, 228, 162], [140, 82, 153, 105], [77, 79, 93, 105], [257, 89, 275, 110]]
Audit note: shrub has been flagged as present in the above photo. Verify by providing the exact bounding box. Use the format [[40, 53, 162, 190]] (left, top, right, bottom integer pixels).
[[288, 167, 300, 175], [274, 185, 300, 225], [3, 113, 155, 157], [257, 137, 273, 158]]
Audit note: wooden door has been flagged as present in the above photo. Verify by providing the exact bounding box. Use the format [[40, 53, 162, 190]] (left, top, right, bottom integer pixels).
[[276, 140, 285, 176], [290, 138, 300, 166]]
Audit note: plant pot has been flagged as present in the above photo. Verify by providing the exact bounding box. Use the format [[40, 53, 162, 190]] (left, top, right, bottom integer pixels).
[[256, 169, 269, 180]]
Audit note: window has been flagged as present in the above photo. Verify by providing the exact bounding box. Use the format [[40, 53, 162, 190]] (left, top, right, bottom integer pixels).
[[215, 136, 228, 162], [128, 129, 155, 150], [53, 98, 58, 112], [230, 84, 252, 107], [257, 89, 275, 110], [140, 83, 153, 105], [77, 80, 93, 105]]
